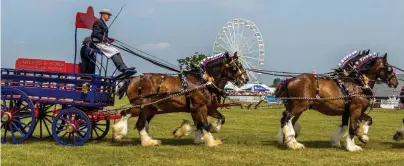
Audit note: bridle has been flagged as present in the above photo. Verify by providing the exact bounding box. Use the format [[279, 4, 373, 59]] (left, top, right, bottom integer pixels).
[[378, 63, 396, 85], [202, 56, 247, 87], [226, 59, 247, 83]]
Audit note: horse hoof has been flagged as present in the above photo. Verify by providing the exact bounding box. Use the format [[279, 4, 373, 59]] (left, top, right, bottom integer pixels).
[[293, 142, 305, 149], [393, 131, 403, 141], [346, 145, 363, 152], [206, 139, 223, 147], [141, 139, 161, 146], [358, 135, 369, 144], [286, 141, 305, 150], [210, 125, 221, 133], [173, 120, 194, 138]]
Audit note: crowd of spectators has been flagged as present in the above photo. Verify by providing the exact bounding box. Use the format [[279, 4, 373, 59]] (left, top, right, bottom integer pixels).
[[225, 90, 274, 96]]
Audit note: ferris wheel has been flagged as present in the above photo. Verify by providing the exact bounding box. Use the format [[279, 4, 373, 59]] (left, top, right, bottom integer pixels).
[[212, 19, 265, 83]]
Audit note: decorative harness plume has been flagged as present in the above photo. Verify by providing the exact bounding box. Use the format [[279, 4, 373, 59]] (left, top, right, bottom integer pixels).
[[199, 52, 228, 83]]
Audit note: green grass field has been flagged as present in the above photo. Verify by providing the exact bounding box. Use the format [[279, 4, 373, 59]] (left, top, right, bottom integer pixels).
[[2, 99, 404, 166]]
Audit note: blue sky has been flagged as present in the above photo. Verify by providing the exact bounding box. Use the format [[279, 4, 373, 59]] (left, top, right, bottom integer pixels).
[[2, 0, 404, 84]]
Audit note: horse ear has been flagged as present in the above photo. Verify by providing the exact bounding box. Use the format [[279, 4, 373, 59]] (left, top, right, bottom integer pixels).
[[233, 52, 238, 59], [366, 49, 370, 54], [224, 52, 230, 58], [383, 53, 387, 61]]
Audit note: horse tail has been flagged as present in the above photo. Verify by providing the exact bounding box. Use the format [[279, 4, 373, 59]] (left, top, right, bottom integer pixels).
[[117, 79, 130, 99], [274, 79, 289, 98]]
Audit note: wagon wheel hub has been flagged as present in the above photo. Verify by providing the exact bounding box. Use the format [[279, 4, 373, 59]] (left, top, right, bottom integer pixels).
[[1, 112, 12, 123], [66, 124, 76, 133]]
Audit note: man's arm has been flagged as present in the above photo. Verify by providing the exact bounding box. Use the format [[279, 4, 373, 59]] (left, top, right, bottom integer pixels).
[[92, 21, 105, 42]]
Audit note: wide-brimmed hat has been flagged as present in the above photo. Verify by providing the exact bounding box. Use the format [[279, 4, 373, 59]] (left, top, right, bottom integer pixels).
[[100, 9, 112, 16]]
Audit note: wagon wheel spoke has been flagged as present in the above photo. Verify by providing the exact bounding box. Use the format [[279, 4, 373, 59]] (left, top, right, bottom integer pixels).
[[11, 122, 27, 136], [10, 124, 17, 143], [43, 119, 52, 137], [93, 127, 100, 138], [76, 131, 85, 141], [73, 133, 77, 145]]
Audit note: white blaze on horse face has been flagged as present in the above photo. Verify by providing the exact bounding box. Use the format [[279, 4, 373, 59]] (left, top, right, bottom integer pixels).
[[282, 118, 305, 150], [112, 113, 132, 141], [331, 125, 348, 148], [346, 135, 363, 152], [139, 122, 161, 146]]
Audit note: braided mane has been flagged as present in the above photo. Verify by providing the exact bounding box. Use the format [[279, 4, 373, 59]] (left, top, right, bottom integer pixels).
[[199, 52, 228, 72], [338, 50, 360, 69], [338, 50, 374, 70], [353, 52, 378, 69]]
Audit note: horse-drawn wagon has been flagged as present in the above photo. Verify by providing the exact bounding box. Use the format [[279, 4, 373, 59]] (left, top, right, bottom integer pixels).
[[1, 6, 136, 146], [1, 6, 248, 147]]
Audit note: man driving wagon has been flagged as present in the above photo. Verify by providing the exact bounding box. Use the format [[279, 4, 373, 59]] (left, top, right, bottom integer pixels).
[[81, 8, 135, 73]]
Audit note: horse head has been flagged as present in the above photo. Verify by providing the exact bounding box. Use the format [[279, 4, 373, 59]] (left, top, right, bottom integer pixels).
[[367, 53, 398, 88], [202, 52, 249, 88], [224, 52, 249, 87]]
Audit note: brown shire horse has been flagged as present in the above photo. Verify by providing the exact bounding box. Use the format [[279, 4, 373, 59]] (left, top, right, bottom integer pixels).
[[275, 53, 398, 152], [113, 52, 249, 147]]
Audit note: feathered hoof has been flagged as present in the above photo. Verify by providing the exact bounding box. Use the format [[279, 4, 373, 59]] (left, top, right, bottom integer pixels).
[[141, 139, 162, 146], [358, 135, 369, 144], [346, 145, 363, 152], [286, 141, 305, 150], [173, 120, 194, 138], [210, 124, 221, 133], [111, 127, 125, 142], [205, 139, 223, 147]]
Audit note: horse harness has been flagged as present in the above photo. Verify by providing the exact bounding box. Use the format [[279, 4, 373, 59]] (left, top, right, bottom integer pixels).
[[312, 69, 373, 115], [132, 73, 191, 111]]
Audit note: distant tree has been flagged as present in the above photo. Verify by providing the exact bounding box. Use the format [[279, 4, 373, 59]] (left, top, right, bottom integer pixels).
[[177, 52, 207, 71], [272, 78, 281, 87]]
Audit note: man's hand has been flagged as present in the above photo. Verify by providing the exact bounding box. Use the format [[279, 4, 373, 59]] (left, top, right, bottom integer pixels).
[[107, 37, 115, 44]]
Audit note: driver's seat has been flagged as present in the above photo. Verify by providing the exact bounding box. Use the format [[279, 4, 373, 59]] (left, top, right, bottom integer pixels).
[[79, 36, 101, 74]]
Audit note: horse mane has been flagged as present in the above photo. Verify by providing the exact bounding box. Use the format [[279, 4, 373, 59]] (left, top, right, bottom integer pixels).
[[339, 50, 370, 69], [199, 52, 228, 71], [182, 52, 229, 79], [353, 52, 378, 70], [199, 52, 229, 77]]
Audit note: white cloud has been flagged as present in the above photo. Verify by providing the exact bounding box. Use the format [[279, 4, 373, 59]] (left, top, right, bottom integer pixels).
[[138, 42, 171, 51]]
